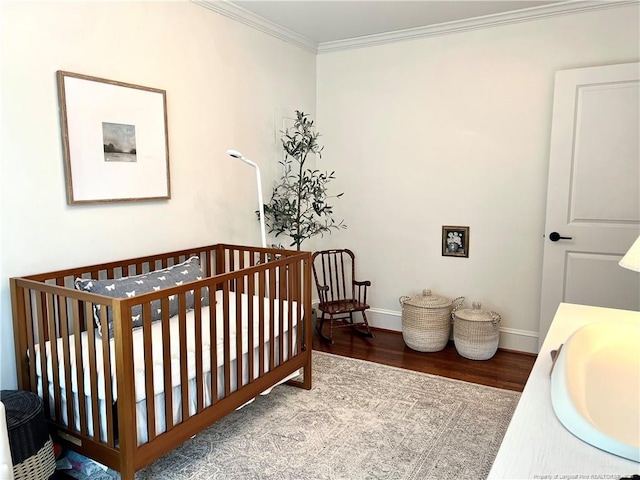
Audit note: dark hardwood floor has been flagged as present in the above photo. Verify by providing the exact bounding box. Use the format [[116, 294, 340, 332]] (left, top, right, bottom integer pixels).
[[312, 326, 536, 392]]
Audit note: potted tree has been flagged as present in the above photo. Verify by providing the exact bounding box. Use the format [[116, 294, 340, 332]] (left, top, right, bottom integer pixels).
[[263, 110, 346, 250]]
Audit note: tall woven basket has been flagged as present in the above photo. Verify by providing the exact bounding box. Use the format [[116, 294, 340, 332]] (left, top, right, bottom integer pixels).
[[399, 289, 464, 352], [452, 302, 501, 360], [1, 390, 57, 480]]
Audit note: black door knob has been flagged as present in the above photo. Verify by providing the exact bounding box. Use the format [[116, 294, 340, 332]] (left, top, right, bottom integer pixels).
[[549, 232, 573, 242]]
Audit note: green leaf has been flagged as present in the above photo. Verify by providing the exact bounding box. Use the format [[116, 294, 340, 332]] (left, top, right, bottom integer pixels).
[[262, 110, 347, 249]]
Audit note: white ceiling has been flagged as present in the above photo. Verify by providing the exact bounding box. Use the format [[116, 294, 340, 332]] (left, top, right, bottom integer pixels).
[[195, 1, 631, 53], [228, 0, 566, 43]]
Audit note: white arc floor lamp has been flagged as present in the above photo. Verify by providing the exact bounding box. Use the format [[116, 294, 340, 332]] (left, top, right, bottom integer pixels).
[[227, 149, 267, 249]]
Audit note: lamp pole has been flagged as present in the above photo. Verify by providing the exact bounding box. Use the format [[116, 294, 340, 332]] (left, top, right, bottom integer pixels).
[[227, 149, 267, 249]]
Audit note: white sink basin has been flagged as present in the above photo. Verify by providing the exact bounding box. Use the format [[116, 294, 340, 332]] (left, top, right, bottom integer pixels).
[[550, 319, 640, 462]]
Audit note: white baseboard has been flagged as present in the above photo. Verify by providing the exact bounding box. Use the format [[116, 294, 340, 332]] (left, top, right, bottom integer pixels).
[[364, 307, 539, 354]]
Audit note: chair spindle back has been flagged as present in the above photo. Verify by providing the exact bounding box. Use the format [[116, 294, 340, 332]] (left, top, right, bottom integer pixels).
[[312, 249, 356, 303]]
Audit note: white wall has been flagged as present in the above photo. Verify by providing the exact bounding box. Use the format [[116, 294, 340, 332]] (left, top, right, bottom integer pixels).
[[316, 5, 640, 352], [1, 2, 638, 390], [0, 1, 316, 389]]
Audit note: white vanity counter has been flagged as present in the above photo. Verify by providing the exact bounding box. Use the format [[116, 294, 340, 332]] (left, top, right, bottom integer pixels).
[[488, 303, 640, 480]]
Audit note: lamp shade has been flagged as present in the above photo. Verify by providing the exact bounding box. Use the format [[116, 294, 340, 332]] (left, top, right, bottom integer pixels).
[[619, 235, 640, 272]]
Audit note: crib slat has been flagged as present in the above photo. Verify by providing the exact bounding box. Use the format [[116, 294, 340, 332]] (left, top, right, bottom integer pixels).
[[307, 256, 313, 356], [94, 306, 110, 443], [279, 266, 285, 365], [287, 264, 294, 359], [215, 246, 225, 276], [113, 301, 137, 478], [57, 293, 75, 432], [72, 299, 87, 435], [235, 281, 243, 389], [238, 249, 245, 270], [77, 294, 88, 333], [46, 292, 63, 423], [194, 293, 204, 413], [161, 297, 173, 432], [203, 250, 212, 277], [209, 290, 218, 405], [297, 259, 304, 354], [22, 290, 38, 394], [291, 259, 297, 355], [247, 272, 255, 383], [43, 293, 62, 421], [35, 292, 50, 416], [87, 303, 101, 441], [286, 262, 291, 357], [296, 260, 302, 354], [292, 260, 299, 355], [269, 264, 276, 369], [258, 268, 265, 377], [178, 293, 189, 423], [100, 311, 115, 447], [222, 281, 231, 396], [142, 302, 156, 441], [228, 250, 235, 275]]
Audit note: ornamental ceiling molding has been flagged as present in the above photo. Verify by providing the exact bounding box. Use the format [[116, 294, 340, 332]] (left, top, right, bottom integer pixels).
[[192, 0, 317, 53], [192, 0, 639, 55]]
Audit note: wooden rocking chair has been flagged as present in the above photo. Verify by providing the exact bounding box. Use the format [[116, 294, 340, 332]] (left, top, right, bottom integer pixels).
[[312, 249, 374, 344]]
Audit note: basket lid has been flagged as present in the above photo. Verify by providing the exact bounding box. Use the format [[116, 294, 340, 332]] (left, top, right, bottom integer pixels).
[[401, 289, 452, 309], [455, 302, 501, 323]]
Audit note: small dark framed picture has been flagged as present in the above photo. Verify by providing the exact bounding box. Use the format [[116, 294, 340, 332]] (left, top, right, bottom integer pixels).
[[442, 226, 469, 258]]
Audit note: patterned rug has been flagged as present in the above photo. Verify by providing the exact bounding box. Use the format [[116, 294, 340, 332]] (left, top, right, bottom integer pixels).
[[63, 351, 520, 479]]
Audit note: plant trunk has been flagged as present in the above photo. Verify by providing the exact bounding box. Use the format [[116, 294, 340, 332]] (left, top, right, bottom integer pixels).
[[295, 152, 306, 251]]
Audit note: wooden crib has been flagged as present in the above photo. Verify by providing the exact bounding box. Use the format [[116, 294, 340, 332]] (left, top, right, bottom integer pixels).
[[10, 244, 312, 479]]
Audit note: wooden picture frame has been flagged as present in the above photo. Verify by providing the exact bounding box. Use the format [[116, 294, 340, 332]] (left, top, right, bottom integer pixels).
[[442, 226, 469, 257], [57, 71, 170, 204]]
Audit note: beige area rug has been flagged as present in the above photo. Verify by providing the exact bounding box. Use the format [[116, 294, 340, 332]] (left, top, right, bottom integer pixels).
[[135, 351, 519, 480], [66, 351, 520, 479]]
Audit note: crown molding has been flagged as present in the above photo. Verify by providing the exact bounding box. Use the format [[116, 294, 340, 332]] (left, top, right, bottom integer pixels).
[[192, 0, 639, 55], [317, 0, 640, 54], [191, 0, 319, 53]]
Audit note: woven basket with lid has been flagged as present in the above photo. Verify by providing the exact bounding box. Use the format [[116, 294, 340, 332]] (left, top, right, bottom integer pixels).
[[399, 289, 464, 352], [453, 302, 501, 360]]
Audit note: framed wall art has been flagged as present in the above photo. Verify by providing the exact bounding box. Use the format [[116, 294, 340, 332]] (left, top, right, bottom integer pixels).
[[442, 225, 469, 258], [57, 71, 170, 204]]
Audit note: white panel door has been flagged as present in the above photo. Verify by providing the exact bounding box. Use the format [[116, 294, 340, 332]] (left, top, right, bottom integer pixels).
[[539, 62, 640, 350]]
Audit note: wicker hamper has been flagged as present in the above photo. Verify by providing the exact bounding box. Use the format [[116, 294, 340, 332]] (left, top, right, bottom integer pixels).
[[453, 302, 501, 360], [399, 289, 464, 352], [0, 390, 57, 480]]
